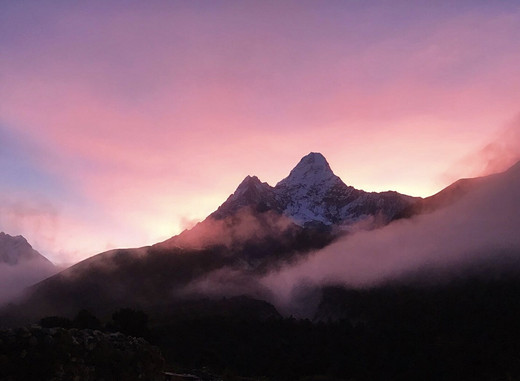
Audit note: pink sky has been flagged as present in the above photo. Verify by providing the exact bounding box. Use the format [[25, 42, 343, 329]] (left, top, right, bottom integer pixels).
[[1, 1, 520, 264]]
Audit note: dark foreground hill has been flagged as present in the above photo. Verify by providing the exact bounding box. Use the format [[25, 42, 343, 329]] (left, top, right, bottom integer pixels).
[[151, 276, 520, 381], [4, 274, 520, 381]]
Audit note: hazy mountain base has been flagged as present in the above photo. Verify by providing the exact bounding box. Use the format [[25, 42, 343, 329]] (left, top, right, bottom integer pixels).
[[3, 275, 518, 381], [152, 272, 520, 381], [0, 211, 336, 327], [7, 256, 520, 381], [121, 247, 520, 380], [0, 233, 57, 305], [3, 254, 520, 380]]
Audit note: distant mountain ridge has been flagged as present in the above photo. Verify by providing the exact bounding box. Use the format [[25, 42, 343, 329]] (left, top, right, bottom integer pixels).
[[212, 152, 417, 228], [0, 232, 56, 307], [398, 160, 520, 218], [0, 232, 53, 267]]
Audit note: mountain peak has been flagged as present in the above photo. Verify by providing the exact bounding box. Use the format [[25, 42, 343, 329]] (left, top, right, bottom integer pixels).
[[231, 175, 273, 203], [235, 175, 263, 195], [295, 152, 331, 172], [211, 152, 415, 227], [300, 151, 328, 164], [0, 232, 53, 266], [211, 175, 278, 219], [276, 152, 339, 188], [0, 232, 25, 241]]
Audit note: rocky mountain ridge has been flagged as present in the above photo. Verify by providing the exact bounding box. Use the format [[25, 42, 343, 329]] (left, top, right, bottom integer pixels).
[[212, 152, 418, 228]]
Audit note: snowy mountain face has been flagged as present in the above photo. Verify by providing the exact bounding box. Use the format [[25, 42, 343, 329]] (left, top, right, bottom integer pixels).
[[0, 232, 53, 266], [274, 153, 363, 226], [212, 152, 417, 228]]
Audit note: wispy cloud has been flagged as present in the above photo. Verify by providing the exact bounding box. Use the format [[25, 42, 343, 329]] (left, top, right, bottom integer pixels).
[[444, 114, 520, 181]]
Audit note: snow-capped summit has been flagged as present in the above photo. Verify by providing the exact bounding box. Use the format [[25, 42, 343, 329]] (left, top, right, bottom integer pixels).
[[210, 152, 417, 228], [276, 152, 340, 189], [274, 153, 355, 225]]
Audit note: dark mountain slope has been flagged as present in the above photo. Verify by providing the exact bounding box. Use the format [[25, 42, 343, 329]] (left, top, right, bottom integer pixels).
[[0, 232, 53, 267], [2, 212, 333, 322], [0, 232, 56, 306], [395, 163, 520, 218]]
